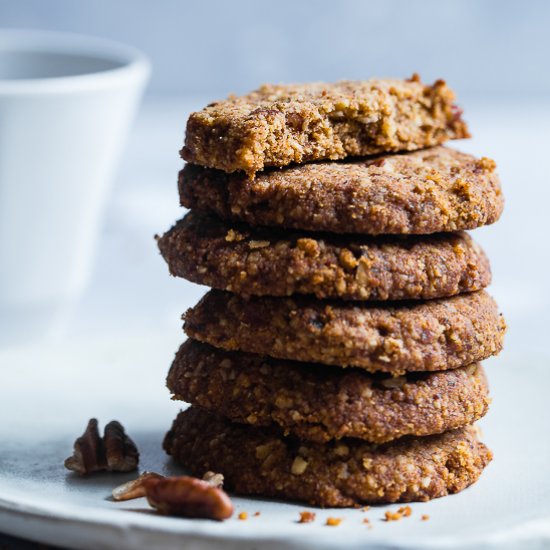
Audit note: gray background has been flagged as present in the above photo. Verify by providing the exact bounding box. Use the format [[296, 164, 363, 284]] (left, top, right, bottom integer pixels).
[[1, 0, 546, 349], [1, 0, 549, 98]]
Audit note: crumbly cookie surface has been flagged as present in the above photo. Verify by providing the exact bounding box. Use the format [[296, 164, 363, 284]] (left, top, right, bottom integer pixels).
[[184, 290, 505, 374], [181, 76, 469, 175], [180, 147, 502, 235], [157, 212, 491, 301], [168, 340, 490, 443], [164, 408, 492, 507]]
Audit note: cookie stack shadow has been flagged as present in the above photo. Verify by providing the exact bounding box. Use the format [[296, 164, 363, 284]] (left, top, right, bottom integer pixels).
[[157, 76, 506, 507]]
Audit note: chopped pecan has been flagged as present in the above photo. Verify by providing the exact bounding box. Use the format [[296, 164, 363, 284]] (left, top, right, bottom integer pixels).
[[142, 476, 233, 521], [290, 456, 309, 475], [450, 103, 464, 121], [285, 112, 304, 131], [64, 419, 139, 475], [202, 471, 224, 488], [365, 157, 386, 168], [112, 472, 164, 501]]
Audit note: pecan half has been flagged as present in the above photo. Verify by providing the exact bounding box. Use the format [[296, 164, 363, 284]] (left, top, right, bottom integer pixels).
[[103, 421, 139, 472], [64, 419, 139, 475], [64, 418, 104, 474], [142, 476, 233, 521]]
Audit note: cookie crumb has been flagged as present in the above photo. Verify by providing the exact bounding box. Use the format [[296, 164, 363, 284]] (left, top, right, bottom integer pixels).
[[421, 514, 430, 521], [398, 505, 412, 517], [326, 517, 343, 526], [238, 512, 248, 520], [384, 510, 403, 522], [253, 511, 261, 517], [362, 517, 371, 528], [298, 511, 316, 523], [384, 505, 412, 521]]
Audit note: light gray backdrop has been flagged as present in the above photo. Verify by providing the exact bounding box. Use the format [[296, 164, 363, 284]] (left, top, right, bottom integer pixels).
[[1, 0, 548, 98], [0, 0, 546, 353]]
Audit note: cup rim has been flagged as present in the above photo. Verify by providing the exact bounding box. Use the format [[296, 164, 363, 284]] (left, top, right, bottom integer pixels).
[[0, 29, 151, 94]]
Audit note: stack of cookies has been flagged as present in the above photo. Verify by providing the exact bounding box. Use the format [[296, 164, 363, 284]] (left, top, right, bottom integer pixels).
[[158, 75, 506, 507]]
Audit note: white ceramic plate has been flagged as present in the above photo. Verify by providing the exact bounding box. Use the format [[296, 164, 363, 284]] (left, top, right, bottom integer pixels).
[[0, 335, 548, 549]]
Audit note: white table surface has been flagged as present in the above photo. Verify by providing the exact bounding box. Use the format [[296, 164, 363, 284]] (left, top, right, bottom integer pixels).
[[1, 96, 548, 549]]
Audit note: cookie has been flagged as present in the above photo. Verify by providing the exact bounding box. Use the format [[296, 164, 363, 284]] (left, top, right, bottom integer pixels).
[[164, 407, 492, 507], [168, 340, 490, 443], [157, 212, 491, 301], [184, 290, 505, 374], [181, 75, 469, 175], [179, 147, 503, 235]]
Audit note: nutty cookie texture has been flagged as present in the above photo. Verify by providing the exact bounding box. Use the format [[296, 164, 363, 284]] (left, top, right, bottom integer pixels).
[[164, 408, 492, 507], [157, 212, 491, 301], [179, 147, 503, 235], [167, 340, 491, 444], [183, 290, 505, 374], [181, 75, 469, 175]]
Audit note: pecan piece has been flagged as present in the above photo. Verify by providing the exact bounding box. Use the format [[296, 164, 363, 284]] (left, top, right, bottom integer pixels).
[[64, 418, 104, 474], [64, 418, 139, 475], [142, 476, 233, 521], [112, 472, 164, 501], [104, 421, 139, 472], [113, 471, 225, 501], [202, 471, 224, 488]]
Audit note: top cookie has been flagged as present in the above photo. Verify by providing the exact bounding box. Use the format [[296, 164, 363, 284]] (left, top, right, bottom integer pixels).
[[181, 75, 469, 175], [180, 146, 503, 235]]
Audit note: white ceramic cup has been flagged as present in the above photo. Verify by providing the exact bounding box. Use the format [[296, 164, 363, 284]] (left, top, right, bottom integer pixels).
[[0, 30, 150, 346]]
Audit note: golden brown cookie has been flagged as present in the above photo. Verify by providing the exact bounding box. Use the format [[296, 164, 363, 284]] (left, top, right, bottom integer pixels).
[[180, 147, 502, 235], [157, 212, 491, 301], [168, 340, 491, 443], [181, 76, 469, 175], [183, 290, 505, 374], [164, 407, 492, 507]]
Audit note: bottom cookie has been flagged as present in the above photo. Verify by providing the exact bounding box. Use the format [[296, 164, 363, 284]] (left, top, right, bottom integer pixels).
[[164, 407, 492, 507]]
